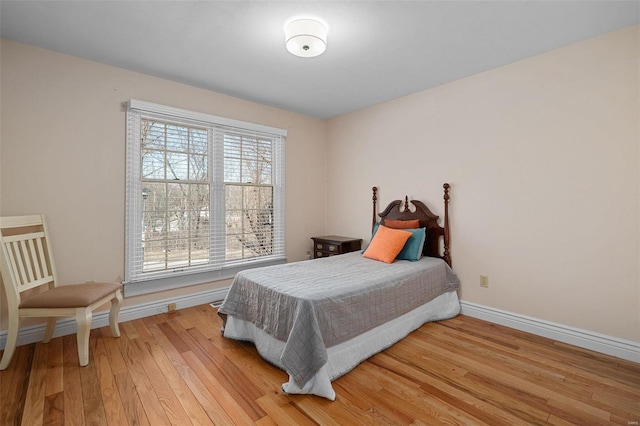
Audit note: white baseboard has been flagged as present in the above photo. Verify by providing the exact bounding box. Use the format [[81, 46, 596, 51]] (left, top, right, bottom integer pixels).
[[0, 287, 229, 349], [2, 291, 638, 365], [460, 300, 640, 363]]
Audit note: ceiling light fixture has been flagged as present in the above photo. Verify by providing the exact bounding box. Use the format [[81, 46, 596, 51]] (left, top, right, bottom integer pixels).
[[285, 18, 328, 58]]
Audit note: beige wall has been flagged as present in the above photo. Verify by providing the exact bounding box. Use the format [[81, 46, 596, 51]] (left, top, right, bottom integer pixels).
[[325, 26, 640, 342], [0, 39, 327, 325]]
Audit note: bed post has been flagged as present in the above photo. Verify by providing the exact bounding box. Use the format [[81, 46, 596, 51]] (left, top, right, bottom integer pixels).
[[372, 186, 378, 232], [443, 183, 451, 267]]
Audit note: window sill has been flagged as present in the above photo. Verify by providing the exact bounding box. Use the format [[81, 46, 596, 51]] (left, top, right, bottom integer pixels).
[[123, 257, 286, 297]]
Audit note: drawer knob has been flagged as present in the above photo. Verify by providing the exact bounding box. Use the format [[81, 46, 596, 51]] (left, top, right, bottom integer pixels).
[[329, 246, 336, 251], [316, 244, 323, 249]]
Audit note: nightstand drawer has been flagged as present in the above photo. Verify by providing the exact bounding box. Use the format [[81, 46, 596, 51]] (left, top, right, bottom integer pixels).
[[315, 242, 340, 252], [315, 250, 336, 258]]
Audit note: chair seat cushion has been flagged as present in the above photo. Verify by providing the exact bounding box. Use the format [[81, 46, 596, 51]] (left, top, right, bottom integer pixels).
[[20, 282, 122, 309]]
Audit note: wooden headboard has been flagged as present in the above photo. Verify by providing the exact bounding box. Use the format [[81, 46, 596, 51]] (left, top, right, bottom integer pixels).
[[372, 184, 451, 267]]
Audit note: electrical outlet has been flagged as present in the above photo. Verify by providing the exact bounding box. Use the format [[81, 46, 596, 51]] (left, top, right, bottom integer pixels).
[[480, 275, 489, 288], [167, 303, 177, 312]]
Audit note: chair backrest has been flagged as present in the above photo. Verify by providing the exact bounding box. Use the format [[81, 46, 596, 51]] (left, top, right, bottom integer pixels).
[[0, 215, 58, 306]]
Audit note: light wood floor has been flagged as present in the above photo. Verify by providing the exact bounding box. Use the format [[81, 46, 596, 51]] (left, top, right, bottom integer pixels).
[[1, 305, 638, 425]]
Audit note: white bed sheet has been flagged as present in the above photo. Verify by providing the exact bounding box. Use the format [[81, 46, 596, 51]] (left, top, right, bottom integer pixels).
[[223, 290, 460, 400]]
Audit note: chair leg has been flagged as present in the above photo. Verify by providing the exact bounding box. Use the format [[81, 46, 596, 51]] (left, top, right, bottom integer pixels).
[[0, 314, 20, 370], [43, 318, 57, 343], [109, 290, 123, 338], [75, 308, 92, 367]]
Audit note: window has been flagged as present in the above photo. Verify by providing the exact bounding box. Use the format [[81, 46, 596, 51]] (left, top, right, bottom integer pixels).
[[125, 100, 286, 295], [223, 131, 276, 261]]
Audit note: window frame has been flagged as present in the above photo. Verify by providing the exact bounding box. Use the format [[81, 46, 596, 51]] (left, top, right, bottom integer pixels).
[[124, 100, 286, 297]]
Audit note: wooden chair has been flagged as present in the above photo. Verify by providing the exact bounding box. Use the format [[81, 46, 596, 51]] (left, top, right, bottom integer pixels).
[[0, 215, 123, 370]]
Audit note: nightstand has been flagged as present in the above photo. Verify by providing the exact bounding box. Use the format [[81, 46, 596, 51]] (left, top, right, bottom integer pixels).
[[311, 235, 362, 259]]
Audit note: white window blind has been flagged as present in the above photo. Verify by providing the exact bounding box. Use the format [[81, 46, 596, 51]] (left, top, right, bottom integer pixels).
[[125, 100, 286, 292]]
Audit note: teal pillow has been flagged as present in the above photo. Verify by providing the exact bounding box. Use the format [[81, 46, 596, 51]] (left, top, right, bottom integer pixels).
[[396, 227, 426, 261]]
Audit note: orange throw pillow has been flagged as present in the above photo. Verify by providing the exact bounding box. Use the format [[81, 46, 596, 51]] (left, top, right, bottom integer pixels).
[[362, 225, 412, 263], [384, 219, 420, 229]]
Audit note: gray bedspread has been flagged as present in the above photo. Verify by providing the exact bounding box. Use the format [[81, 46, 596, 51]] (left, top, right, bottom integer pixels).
[[218, 252, 460, 387]]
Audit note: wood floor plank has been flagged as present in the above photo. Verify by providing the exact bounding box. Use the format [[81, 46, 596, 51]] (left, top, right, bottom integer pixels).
[[119, 320, 139, 340], [439, 317, 522, 349], [403, 333, 569, 424], [144, 330, 216, 425], [187, 326, 266, 401], [591, 385, 640, 413], [338, 366, 419, 425], [184, 304, 224, 340], [216, 340, 288, 398], [2, 308, 638, 425], [129, 319, 197, 425], [21, 343, 48, 426], [182, 350, 257, 424], [171, 310, 196, 332], [162, 318, 268, 420], [268, 398, 320, 426], [332, 379, 375, 411], [78, 349, 108, 426], [256, 395, 316, 425], [127, 327, 193, 425], [141, 316, 241, 425], [42, 391, 64, 426], [0, 348, 16, 402], [412, 330, 615, 425], [117, 328, 172, 425], [156, 321, 191, 354], [437, 327, 593, 398], [113, 371, 151, 426], [254, 416, 279, 426], [1, 344, 34, 426], [93, 337, 130, 426], [303, 389, 382, 426], [433, 327, 568, 382], [101, 333, 128, 376], [61, 334, 86, 426], [429, 323, 640, 422], [116, 326, 140, 366], [130, 318, 158, 344], [611, 412, 640, 426], [441, 320, 639, 403], [356, 359, 490, 426], [371, 349, 543, 425], [176, 351, 241, 425], [44, 337, 64, 397]]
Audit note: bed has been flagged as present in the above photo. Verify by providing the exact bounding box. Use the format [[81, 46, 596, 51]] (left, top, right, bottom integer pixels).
[[218, 184, 460, 400]]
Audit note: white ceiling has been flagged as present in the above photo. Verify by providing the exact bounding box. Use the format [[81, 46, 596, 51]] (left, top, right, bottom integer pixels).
[[1, 1, 638, 119]]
